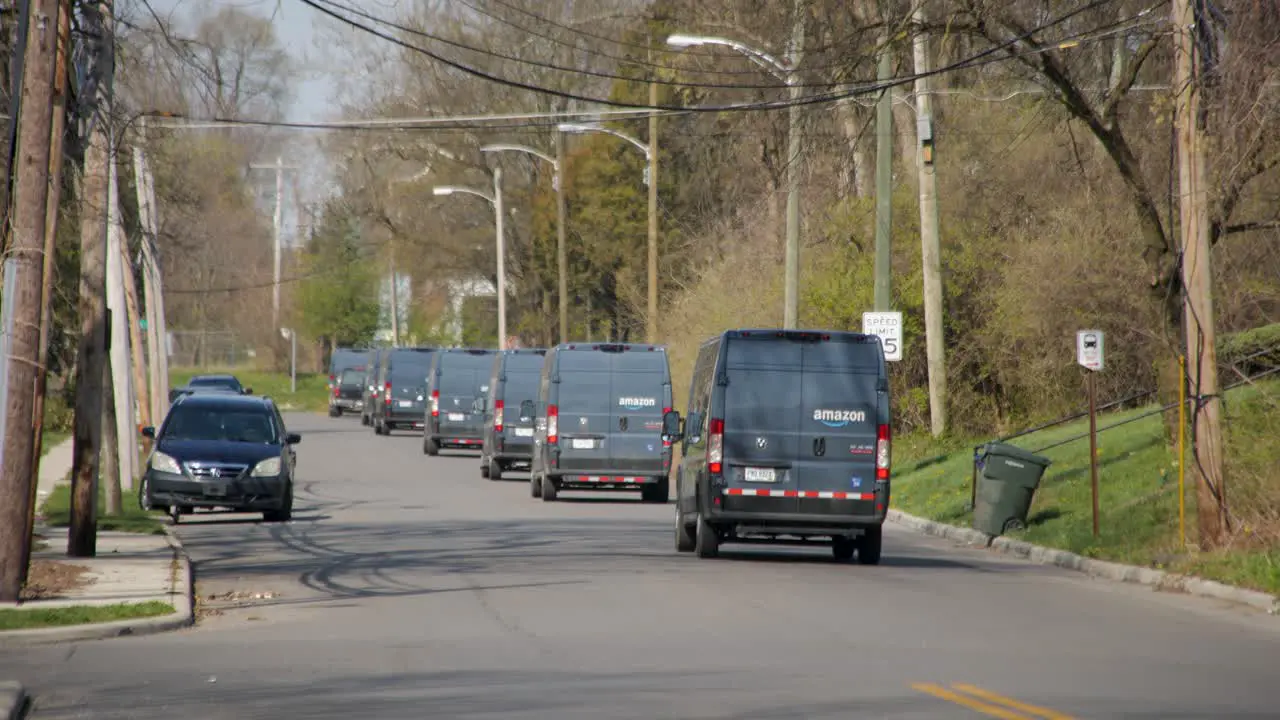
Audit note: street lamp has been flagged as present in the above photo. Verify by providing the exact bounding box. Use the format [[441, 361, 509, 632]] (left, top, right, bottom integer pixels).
[[480, 143, 568, 344], [667, 32, 804, 329], [556, 122, 660, 343], [433, 172, 508, 350]]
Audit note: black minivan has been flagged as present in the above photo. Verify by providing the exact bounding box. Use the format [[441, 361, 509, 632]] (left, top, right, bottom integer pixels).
[[424, 348, 499, 455], [480, 348, 547, 479], [661, 329, 891, 564], [529, 343, 674, 503], [373, 347, 436, 435]]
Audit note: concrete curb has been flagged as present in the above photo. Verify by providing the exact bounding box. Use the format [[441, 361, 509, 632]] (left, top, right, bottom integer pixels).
[[0, 528, 195, 649], [886, 509, 1280, 615], [0, 681, 26, 720]]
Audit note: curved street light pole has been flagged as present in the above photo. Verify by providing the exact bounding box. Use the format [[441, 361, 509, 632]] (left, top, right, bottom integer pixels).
[[434, 174, 507, 350], [667, 30, 803, 329], [481, 143, 568, 345]]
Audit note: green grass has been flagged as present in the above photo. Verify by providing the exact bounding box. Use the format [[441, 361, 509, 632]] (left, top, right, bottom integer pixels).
[[169, 368, 331, 413], [892, 377, 1280, 595], [40, 484, 167, 535], [0, 601, 174, 630]]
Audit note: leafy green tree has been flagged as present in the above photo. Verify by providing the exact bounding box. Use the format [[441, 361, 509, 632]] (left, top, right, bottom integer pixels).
[[295, 204, 379, 356]]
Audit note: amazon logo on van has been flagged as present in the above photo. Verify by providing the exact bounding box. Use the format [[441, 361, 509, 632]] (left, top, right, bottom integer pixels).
[[813, 409, 867, 427], [618, 397, 657, 410]]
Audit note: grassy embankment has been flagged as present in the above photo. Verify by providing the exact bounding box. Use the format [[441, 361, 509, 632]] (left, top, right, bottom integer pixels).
[[169, 368, 331, 413], [40, 484, 166, 535], [890, 377, 1280, 595], [0, 601, 174, 630]]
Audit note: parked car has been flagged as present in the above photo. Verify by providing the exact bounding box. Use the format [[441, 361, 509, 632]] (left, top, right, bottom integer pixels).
[[329, 366, 367, 417], [139, 392, 301, 524], [372, 347, 436, 435], [169, 374, 249, 403], [479, 348, 547, 479], [661, 329, 891, 563], [423, 348, 500, 455], [529, 342, 673, 503]]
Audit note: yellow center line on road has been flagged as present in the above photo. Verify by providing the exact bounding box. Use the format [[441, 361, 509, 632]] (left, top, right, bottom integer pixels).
[[950, 683, 1078, 720], [911, 683, 1037, 720]]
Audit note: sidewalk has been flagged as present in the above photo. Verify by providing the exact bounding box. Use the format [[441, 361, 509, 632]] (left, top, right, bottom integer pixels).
[[34, 437, 74, 516]]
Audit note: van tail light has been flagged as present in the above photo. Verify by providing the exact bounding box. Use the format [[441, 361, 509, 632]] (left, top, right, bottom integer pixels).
[[494, 399, 504, 432], [430, 390, 440, 418], [329, 374, 335, 388], [707, 417, 724, 475], [383, 382, 391, 405], [876, 424, 891, 481], [662, 406, 672, 447], [333, 384, 340, 398], [547, 404, 559, 445]]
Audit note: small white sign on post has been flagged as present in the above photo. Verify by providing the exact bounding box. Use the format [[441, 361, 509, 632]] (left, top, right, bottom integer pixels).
[[1077, 330, 1105, 371], [862, 311, 903, 362]]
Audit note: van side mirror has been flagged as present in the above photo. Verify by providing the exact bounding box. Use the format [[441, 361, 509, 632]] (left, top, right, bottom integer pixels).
[[286, 432, 302, 445], [519, 399, 536, 420], [472, 397, 485, 413], [141, 426, 156, 439], [684, 410, 703, 443], [661, 409, 683, 443], [243, 387, 253, 395]]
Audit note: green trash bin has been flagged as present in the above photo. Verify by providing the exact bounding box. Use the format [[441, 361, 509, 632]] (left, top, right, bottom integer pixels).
[[972, 442, 1052, 536]]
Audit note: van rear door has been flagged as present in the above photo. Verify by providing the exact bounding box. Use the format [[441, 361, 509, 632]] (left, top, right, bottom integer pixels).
[[553, 355, 612, 473], [607, 351, 669, 476], [438, 358, 490, 438], [795, 337, 883, 515], [720, 335, 803, 514]]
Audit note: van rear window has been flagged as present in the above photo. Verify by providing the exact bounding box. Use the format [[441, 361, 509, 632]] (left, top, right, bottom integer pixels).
[[726, 336, 881, 372], [504, 354, 546, 374], [501, 370, 541, 398], [554, 371, 612, 411]]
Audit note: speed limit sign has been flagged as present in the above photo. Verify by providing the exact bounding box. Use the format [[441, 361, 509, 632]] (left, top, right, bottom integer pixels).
[[862, 311, 903, 362]]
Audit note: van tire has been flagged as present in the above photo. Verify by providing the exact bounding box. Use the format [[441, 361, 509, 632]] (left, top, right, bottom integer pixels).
[[695, 513, 719, 558], [831, 536, 856, 562], [480, 459, 490, 478], [541, 475, 558, 501], [424, 437, 439, 456], [857, 525, 883, 565], [674, 507, 695, 552], [531, 473, 542, 498], [488, 458, 503, 481], [641, 478, 668, 503]]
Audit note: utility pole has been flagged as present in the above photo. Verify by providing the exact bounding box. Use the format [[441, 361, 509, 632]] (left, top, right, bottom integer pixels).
[[23, 0, 70, 584], [555, 131, 569, 344], [134, 133, 169, 424], [1173, 0, 1226, 548], [248, 157, 297, 329], [913, 6, 948, 438], [67, 0, 114, 559], [873, 34, 893, 312], [388, 248, 399, 346], [121, 235, 151, 449], [0, 0, 60, 601], [494, 166, 507, 350], [106, 156, 137, 489], [646, 47, 659, 344], [782, 0, 806, 329]]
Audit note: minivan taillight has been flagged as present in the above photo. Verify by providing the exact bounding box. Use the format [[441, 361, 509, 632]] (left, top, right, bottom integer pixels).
[[547, 404, 559, 444], [430, 390, 440, 417], [494, 399, 504, 432], [707, 417, 724, 475], [876, 424, 891, 480], [383, 381, 391, 404]]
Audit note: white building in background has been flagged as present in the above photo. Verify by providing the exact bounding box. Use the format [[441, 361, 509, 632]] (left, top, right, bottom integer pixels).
[[375, 272, 413, 345], [446, 276, 496, 346]]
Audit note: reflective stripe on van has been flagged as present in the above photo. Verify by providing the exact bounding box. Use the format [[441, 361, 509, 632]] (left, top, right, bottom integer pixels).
[[724, 488, 875, 500]]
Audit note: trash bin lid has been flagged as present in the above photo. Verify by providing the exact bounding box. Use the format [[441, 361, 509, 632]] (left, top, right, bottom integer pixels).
[[983, 441, 1052, 467]]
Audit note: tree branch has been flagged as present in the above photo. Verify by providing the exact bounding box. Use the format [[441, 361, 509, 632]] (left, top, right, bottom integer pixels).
[[1099, 35, 1159, 124]]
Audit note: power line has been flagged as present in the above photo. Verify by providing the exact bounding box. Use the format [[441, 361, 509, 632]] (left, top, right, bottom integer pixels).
[[295, 0, 1132, 116]]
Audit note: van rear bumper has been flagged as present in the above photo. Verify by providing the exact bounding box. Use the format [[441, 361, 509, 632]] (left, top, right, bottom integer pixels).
[[706, 508, 886, 531], [549, 470, 667, 490]]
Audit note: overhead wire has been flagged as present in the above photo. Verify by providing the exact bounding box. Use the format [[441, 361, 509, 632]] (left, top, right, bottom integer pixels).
[[295, 0, 1133, 116]]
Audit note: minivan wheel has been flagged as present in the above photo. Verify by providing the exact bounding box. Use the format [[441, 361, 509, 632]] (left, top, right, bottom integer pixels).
[[831, 536, 856, 562], [694, 513, 719, 558], [674, 506, 695, 553], [857, 525, 883, 565], [541, 475, 558, 501], [488, 458, 503, 481]]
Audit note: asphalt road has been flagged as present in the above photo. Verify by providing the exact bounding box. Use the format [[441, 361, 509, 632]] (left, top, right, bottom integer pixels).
[[4, 412, 1280, 719]]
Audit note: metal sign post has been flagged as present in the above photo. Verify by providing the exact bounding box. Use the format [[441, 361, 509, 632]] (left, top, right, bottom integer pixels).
[[1077, 330, 1104, 537]]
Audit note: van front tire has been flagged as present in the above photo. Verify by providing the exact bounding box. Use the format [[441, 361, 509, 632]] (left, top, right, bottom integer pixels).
[[695, 513, 719, 558], [857, 525, 883, 565]]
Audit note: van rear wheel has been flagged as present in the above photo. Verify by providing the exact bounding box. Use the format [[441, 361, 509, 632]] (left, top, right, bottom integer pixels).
[[831, 536, 856, 562], [530, 473, 542, 498], [480, 457, 490, 478], [541, 475, 558, 501], [857, 525, 883, 565], [488, 458, 503, 481], [694, 513, 719, 558], [641, 478, 668, 503], [674, 506, 695, 553], [424, 436, 439, 456]]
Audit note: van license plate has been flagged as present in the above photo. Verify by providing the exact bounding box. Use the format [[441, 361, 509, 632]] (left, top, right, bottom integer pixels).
[[571, 438, 594, 449], [514, 427, 533, 437], [398, 400, 413, 408], [448, 413, 465, 421], [744, 467, 777, 483]]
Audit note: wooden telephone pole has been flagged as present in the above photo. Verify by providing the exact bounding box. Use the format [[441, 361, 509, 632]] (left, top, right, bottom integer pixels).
[[0, 0, 61, 602], [1172, 0, 1227, 547]]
